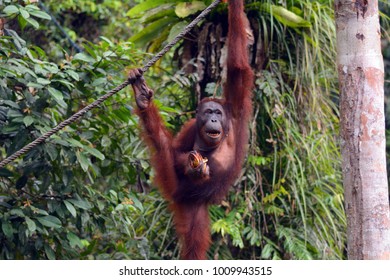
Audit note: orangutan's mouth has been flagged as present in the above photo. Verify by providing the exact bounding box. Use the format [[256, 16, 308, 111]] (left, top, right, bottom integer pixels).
[[206, 130, 221, 139]]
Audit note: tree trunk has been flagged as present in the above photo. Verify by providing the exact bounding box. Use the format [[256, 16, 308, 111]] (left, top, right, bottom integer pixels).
[[335, 0, 390, 259]]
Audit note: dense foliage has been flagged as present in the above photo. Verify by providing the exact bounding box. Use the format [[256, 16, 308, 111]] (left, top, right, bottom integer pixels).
[[3, 0, 384, 259]]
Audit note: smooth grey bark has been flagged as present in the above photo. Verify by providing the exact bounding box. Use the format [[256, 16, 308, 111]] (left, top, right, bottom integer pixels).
[[335, 0, 390, 259]]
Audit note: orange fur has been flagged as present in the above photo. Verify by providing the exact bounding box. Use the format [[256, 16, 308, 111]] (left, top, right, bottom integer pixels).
[[133, 0, 253, 259]]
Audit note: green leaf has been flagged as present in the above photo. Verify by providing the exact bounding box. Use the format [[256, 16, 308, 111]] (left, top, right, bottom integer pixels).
[[68, 198, 92, 210], [2, 100, 20, 109], [25, 17, 40, 29], [230, 226, 244, 248], [67, 138, 84, 148], [25, 4, 40, 11], [27, 49, 41, 63], [140, 159, 149, 170], [109, 190, 118, 200], [100, 36, 114, 47], [3, 5, 19, 15], [64, 200, 77, 218], [129, 196, 144, 212], [91, 77, 107, 87], [31, 46, 47, 58], [18, 14, 28, 30], [103, 51, 117, 58], [83, 44, 98, 59], [47, 86, 67, 108], [44, 244, 56, 260], [44, 63, 59, 74], [261, 243, 274, 259], [130, 16, 178, 46], [83, 146, 105, 160], [2, 222, 14, 239], [76, 151, 90, 172], [175, 1, 206, 18], [268, 5, 311, 28], [115, 204, 124, 211], [25, 217, 37, 232], [29, 10, 52, 20], [243, 226, 261, 246], [67, 232, 84, 249], [101, 135, 111, 147], [141, 6, 176, 24], [23, 116, 34, 127], [10, 209, 25, 217], [127, 0, 181, 17], [212, 219, 229, 236], [51, 79, 74, 90], [66, 70, 79, 81], [47, 87, 64, 100], [37, 77, 51, 85], [26, 82, 44, 89], [30, 206, 49, 216], [167, 21, 188, 42], [45, 144, 58, 161], [19, 8, 30, 19], [73, 53, 95, 63], [37, 215, 62, 228]]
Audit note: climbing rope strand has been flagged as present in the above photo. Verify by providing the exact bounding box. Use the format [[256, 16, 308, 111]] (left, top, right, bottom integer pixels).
[[0, 0, 222, 168]]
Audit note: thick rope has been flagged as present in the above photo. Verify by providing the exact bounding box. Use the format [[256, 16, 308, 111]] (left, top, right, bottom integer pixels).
[[0, 0, 222, 168]]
